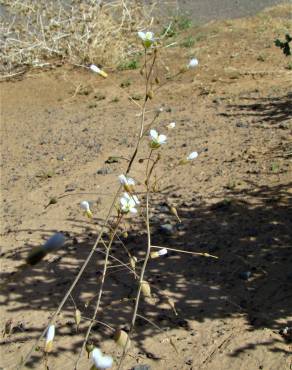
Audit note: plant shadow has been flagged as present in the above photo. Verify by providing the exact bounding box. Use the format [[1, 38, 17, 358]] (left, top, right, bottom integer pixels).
[[1, 180, 291, 368]]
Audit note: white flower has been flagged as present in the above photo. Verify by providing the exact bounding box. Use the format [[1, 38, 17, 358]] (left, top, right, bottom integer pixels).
[[151, 248, 168, 259], [188, 58, 199, 68], [138, 31, 155, 48], [92, 348, 113, 369], [80, 201, 93, 218], [158, 248, 168, 256], [119, 174, 135, 192], [167, 122, 176, 129], [149, 129, 167, 149], [120, 193, 138, 214], [45, 325, 55, 353], [89, 64, 108, 78], [187, 151, 198, 160]]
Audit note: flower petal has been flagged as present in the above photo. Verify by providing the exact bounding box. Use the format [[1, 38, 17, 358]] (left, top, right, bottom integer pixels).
[[90, 64, 101, 73], [118, 174, 127, 185], [150, 129, 158, 140], [188, 58, 199, 68], [123, 192, 131, 200], [187, 151, 198, 160], [145, 31, 154, 40], [46, 325, 55, 343], [158, 134, 167, 144], [167, 122, 176, 129], [127, 177, 135, 186], [132, 195, 140, 205], [120, 197, 128, 207], [92, 348, 113, 369], [138, 31, 146, 40], [158, 248, 168, 256]]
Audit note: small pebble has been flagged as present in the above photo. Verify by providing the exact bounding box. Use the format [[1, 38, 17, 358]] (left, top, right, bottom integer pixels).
[[239, 271, 252, 280], [160, 224, 174, 235], [236, 122, 249, 128], [96, 167, 112, 175]]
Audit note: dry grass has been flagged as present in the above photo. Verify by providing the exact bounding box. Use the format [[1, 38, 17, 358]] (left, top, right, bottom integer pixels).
[[0, 0, 157, 75]]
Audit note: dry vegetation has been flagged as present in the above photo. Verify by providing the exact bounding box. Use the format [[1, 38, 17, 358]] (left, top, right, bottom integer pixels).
[[0, 0, 158, 75]]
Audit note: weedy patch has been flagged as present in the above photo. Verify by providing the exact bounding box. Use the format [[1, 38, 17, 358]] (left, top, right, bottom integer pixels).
[[118, 59, 140, 70], [0, 0, 155, 75]]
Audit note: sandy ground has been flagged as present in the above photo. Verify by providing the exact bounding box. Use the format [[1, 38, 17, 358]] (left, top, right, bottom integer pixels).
[[1, 4, 292, 370]]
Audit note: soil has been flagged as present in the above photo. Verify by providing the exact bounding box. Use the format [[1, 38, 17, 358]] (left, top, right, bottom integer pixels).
[[1, 4, 292, 370]]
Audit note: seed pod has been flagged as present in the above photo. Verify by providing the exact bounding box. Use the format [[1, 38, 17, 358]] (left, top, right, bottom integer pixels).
[[114, 329, 131, 350], [167, 298, 178, 315], [122, 231, 128, 239], [146, 90, 154, 100], [45, 197, 57, 209], [130, 256, 137, 271], [74, 309, 81, 331], [141, 280, 151, 298], [155, 76, 160, 84], [170, 206, 181, 223]]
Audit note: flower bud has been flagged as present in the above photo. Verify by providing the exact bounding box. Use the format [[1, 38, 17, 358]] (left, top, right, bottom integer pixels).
[[86, 342, 95, 358], [74, 309, 81, 331], [45, 325, 55, 353]]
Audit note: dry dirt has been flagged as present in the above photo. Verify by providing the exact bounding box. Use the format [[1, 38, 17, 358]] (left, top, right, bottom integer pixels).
[[1, 5, 292, 370]]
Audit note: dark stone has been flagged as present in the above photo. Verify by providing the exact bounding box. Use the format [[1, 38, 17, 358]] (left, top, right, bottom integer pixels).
[[97, 167, 112, 175], [236, 122, 249, 128], [239, 271, 252, 280], [160, 223, 174, 235]]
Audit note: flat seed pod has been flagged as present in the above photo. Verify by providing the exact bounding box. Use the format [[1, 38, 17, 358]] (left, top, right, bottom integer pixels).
[[141, 280, 151, 298], [114, 329, 131, 350], [167, 298, 178, 315], [74, 309, 81, 331], [170, 206, 181, 223], [130, 256, 137, 271], [146, 90, 154, 100]]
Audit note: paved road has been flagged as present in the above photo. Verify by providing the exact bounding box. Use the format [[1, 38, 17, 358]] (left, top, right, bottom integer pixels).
[[161, 0, 289, 23]]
